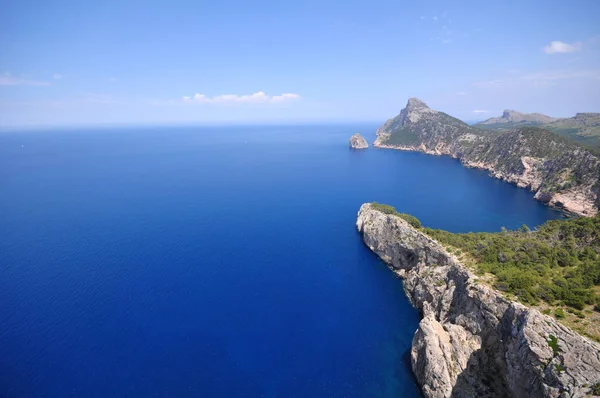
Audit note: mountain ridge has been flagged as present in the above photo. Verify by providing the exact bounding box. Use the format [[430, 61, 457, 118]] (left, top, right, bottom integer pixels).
[[477, 109, 600, 147], [479, 109, 558, 125]]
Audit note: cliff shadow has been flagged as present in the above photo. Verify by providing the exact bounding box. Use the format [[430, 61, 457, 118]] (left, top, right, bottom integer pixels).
[[443, 269, 517, 397]]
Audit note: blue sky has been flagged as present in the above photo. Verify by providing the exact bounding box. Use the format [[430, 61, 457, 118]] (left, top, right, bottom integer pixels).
[[1, 0, 599, 127]]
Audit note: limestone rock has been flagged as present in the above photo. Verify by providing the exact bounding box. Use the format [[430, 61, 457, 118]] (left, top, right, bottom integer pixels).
[[356, 203, 600, 398], [349, 133, 368, 149]]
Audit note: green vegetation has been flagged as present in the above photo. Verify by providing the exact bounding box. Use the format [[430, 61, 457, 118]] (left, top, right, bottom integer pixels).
[[382, 126, 422, 146], [370, 203, 422, 228], [423, 215, 600, 309], [555, 308, 565, 319], [476, 112, 600, 148], [592, 382, 600, 396], [547, 335, 561, 356], [547, 113, 600, 148]]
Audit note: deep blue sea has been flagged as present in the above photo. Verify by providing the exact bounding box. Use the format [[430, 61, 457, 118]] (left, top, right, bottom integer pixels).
[[1, 125, 562, 397]]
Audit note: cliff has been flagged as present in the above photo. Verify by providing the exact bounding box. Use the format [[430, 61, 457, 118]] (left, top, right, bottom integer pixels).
[[349, 133, 369, 149], [356, 203, 600, 398], [374, 99, 600, 216]]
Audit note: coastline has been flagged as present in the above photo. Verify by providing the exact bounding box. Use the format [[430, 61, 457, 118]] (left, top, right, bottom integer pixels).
[[372, 142, 597, 217]]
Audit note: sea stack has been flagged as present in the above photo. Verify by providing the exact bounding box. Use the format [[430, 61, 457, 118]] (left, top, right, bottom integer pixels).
[[349, 133, 368, 149]]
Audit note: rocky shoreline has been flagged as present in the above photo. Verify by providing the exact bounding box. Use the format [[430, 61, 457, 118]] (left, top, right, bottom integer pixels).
[[356, 203, 600, 398]]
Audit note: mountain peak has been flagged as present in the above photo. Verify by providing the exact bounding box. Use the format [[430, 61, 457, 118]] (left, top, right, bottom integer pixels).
[[406, 98, 429, 110], [502, 109, 519, 117]]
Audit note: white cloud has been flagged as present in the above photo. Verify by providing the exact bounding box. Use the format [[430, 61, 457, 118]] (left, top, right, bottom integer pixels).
[[521, 70, 600, 81], [472, 110, 490, 114], [543, 41, 582, 54], [456, 92, 467, 96], [420, 16, 425, 20], [272, 93, 301, 102], [107, 77, 118, 83], [433, 16, 438, 21], [53, 73, 63, 80], [183, 91, 301, 104], [0, 72, 51, 86]]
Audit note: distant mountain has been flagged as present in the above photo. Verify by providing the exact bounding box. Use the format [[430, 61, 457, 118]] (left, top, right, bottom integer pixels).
[[477, 110, 600, 147], [478, 110, 557, 126], [546, 113, 600, 147], [375, 98, 600, 216]]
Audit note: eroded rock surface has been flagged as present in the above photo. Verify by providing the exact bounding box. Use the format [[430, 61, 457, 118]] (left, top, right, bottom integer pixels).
[[349, 133, 369, 149]]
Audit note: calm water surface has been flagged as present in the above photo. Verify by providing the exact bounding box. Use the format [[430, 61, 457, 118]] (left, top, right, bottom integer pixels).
[[0, 125, 562, 397]]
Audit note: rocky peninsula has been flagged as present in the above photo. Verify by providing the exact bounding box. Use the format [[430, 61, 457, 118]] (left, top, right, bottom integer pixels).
[[374, 98, 600, 216], [349, 133, 368, 149], [357, 203, 600, 397]]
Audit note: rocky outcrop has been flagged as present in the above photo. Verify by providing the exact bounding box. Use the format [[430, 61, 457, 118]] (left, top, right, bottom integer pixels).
[[349, 133, 369, 149], [374, 99, 600, 216], [356, 203, 600, 398]]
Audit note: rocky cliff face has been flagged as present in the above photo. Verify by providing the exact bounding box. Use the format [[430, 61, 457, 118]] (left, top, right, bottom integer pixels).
[[349, 133, 369, 149], [356, 203, 600, 398], [374, 99, 600, 216]]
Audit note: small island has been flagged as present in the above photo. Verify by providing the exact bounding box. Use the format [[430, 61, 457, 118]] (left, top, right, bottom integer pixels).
[[349, 133, 368, 149]]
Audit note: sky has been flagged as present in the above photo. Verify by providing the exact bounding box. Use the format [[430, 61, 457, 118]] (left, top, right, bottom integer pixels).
[[1, 0, 600, 128]]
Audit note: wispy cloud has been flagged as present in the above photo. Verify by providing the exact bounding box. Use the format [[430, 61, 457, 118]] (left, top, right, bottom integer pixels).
[[0, 72, 51, 86], [107, 77, 118, 83], [472, 110, 490, 114], [456, 92, 468, 96], [521, 70, 600, 82], [472, 79, 504, 88], [182, 91, 301, 104], [428, 13, 455, 44], [53, 73, 63, 80], [472, 69, 600, 91], [543, 41, 582, 54]]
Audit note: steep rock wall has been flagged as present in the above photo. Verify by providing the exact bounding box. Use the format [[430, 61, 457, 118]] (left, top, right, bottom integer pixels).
[[356, 203, 600, 398]]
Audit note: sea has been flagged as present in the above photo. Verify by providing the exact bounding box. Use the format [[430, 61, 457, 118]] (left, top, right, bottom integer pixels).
[[0, 125, 563, 397]]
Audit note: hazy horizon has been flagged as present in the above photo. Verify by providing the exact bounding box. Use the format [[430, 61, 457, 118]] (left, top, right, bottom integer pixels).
[[2, 0, 599, 127]]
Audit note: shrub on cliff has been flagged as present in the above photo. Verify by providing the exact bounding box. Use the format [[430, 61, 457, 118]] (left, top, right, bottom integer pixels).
[[370, 203, 422, 228], [423, 214, 600, 310]]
